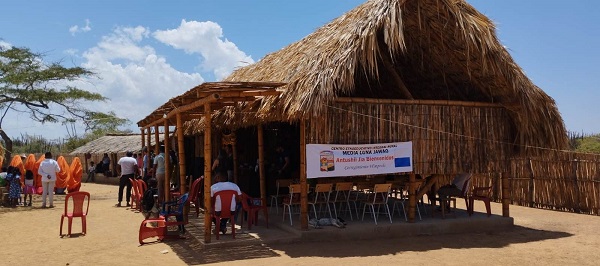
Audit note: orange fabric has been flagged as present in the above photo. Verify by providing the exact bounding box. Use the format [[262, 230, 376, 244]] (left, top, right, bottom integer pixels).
[[33, 155, 45, 189], [68, 158, 83, 193], [9, 155, 26, 187], [55, 156, 70, 189], [24, 154, 36, 171]]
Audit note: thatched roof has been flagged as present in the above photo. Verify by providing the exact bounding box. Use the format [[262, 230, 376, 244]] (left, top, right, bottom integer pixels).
[[215, 0, 567, 150], [69, 134, 164, 155]]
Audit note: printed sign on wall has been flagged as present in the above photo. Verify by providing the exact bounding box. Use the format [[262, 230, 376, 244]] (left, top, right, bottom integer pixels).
[[306, 142, 413, 178]]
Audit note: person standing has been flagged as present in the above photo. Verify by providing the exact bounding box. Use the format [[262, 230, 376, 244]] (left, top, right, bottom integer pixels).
[[101, 153, 110, 176], [85, 161, 96, 183], [153, 145, 166, 204], [116, 151, 138, 207], [38, 152, 60, 208]]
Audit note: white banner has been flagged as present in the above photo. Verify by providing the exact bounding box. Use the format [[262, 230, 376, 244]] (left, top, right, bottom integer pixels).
[[306, 142, 413, 178]]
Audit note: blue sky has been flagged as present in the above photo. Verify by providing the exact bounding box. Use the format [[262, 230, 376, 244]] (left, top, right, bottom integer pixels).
[[1, 0, 599, 140]]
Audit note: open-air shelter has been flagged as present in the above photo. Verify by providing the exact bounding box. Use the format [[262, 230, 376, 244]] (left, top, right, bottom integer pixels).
[[138, 0, 569, 243]]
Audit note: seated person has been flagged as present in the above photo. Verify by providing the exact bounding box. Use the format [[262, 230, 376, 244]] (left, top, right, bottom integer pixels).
[[436, 173, 472, 209], [210, 171, 241, 235], [142, 178, 159, 219]]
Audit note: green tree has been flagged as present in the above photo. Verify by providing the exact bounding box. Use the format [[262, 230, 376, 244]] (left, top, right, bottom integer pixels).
[[0, 45, 124, 162]]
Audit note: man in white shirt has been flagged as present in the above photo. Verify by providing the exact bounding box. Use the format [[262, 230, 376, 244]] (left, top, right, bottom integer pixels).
[[116, 151, 138, 207], [153, 145, 166, 203], [38, 152, 61, 208], [210, 171, 241, 234]]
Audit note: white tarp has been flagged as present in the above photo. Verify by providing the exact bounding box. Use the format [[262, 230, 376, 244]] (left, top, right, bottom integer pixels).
[[306, 142, 413, 178]]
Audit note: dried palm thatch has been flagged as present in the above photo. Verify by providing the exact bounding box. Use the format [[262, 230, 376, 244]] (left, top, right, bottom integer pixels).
[[69, 134, 164, 155], [207, 0, 568, 153]]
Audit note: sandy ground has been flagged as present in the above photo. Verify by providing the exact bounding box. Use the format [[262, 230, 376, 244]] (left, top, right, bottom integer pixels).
[[1, 182, 600, 266]]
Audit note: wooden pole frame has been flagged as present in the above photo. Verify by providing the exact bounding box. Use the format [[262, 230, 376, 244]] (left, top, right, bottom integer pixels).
[[176, 113, 187, 194], [300, 119, 308, 230], [164, 120, 171, 202], [258, 125, 266, 204], [203, 103, 213, 243], [408, 173, 416, 223]]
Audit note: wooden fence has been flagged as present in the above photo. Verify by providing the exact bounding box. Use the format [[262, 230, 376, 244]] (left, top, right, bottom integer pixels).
[[472, 151, 600, 215]]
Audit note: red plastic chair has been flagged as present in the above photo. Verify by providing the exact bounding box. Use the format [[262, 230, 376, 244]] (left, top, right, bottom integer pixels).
[[189, 176, 204, 217], [138, 193, 189, 245], [60, 191, 90, 237], [129, 178, 142, 211], [211, 190, 238, 240], [240, 192, 269, 230]]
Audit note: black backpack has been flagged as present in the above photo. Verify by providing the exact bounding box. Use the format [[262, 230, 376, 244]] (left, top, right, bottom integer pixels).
[[142, 188, 158, 212]]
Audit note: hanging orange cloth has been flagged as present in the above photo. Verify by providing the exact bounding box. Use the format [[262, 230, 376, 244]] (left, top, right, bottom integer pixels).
[[33, 155, 45, 194], [55, 156, 70, 194], [67, 157, 82, 193]]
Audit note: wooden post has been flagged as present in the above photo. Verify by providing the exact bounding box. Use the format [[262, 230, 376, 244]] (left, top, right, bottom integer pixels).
[[141, 128, 145, 155], [527, 158, 535, 208], [175, 114, 189, 223], [163, 120, 171, 202], [408, 173, 416, 223], [233, 141, 238, 184], [147, 127, 151, 151], [176, 113, 187, 194], [300, 119, 308, 230], [154, 125, 160, 156], [258, 125, 266, 204], [203, 103, 212, 243], [502, 172, 510, 217]]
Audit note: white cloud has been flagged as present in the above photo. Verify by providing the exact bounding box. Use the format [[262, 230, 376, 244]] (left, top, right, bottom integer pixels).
[[5, 20, 251, 139], [73, 26, 204, 132], [153, 20, 254, 80], [0, 40, 12, 49], [69, 19, 92, 35]]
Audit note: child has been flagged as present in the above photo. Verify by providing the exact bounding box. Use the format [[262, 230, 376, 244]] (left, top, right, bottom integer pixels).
[[22, 170, 35, 206], [6, 167, 21, 208], [86, 161, 96, 183]]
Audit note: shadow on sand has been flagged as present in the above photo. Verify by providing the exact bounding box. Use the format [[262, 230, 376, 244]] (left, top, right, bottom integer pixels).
[[155, 224, 571, 264]]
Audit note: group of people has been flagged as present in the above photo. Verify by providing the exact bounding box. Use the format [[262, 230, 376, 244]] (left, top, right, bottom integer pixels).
[[0, 152, 62, 208]]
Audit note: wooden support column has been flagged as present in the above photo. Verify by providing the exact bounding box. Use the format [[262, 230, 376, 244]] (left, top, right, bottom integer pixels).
[[163, 120, 171, 202], [176, 113, 187, 194], [154, 125, 160, 156], [176, 113, 188, 221], [203, 103, 213, 243], [233, 142, 238, 184], [502, 172, 510, 217], [300, 119, 308, 230], [408, 173, 416, 223], [140, 129, 145, 154], [258, 125, 266, 203]]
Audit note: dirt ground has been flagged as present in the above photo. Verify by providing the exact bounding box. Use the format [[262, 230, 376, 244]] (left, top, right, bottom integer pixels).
[[1, 182, 599, 266]]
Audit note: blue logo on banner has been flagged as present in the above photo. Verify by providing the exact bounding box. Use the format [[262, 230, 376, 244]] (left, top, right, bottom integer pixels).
[[394, 157, 411, 167]]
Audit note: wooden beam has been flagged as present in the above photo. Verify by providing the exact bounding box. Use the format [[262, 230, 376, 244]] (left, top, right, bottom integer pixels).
[[335, 97, 506, 108], [502, 172, 510, 217], [379, 43, 413, 100], [163, 120, 171, 203], [203, 103, 213, 243], [154, 125, 160, 156], [176, 113, 188, 221], [167, 93, 220, 118], [300, 119, 308, 230], [258, 125, 266, 204], [408, 173, 416, 223]]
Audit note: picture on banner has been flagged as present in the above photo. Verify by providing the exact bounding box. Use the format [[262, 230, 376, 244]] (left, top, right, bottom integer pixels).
[[306, 142, 413, 178]]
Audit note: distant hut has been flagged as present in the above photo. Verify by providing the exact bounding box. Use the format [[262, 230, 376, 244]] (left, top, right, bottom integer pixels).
[[138, 0, 569, 238], [69, 133, 164, 175]]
